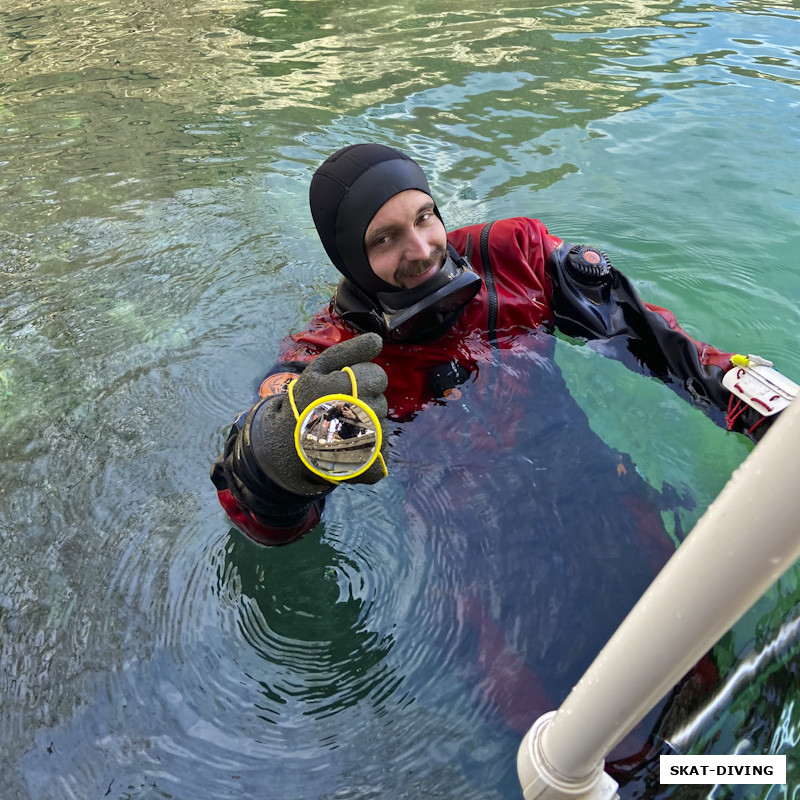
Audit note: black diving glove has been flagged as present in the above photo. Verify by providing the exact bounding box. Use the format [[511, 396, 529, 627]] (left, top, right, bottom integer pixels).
[[245, 333, 389, 496]]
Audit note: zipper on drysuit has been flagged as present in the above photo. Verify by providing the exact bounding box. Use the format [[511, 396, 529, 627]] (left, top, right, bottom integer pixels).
[[479, 221, 499, 351]]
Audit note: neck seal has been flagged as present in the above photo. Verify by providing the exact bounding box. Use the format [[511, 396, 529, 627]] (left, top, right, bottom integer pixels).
[[333, 243, 482, 344]]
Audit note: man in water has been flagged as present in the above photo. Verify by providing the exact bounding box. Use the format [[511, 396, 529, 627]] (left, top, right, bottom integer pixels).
[[211, 142, 779, 547], [211, 144, 789, 783]]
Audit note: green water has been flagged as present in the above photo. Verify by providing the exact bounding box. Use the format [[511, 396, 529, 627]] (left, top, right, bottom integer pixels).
[[2, 1, 800, 798]]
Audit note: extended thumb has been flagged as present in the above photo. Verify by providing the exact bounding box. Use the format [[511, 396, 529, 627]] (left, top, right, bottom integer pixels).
[[309, 333, 383, 375]]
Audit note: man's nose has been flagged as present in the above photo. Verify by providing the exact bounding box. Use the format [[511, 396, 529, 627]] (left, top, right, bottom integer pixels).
[[403, 229, 431, 261]]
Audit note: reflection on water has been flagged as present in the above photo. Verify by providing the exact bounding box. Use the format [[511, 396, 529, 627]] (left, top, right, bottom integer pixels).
[[2, 0, 800, 798], [223, 529, 398, 721]]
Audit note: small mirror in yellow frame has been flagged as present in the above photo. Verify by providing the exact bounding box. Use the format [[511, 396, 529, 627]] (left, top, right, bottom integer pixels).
[[294, 394, 382, 481]]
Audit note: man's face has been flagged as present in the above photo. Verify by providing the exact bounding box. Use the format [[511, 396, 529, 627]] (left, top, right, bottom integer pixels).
[[364, 189, 448, 290]]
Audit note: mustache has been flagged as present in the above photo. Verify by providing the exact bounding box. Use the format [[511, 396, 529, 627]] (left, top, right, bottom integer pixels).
[[394, 246, 447, 284]]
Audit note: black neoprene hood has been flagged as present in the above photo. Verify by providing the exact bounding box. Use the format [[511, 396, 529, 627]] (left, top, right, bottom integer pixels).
[[309, 143, 441, 297]]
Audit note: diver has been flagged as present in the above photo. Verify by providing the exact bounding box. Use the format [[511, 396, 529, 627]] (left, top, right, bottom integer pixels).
[[212, 144, 800, 783], [211, 142, 791, 547]]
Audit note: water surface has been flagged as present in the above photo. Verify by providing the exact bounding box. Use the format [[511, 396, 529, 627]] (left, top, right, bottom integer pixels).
[[2, 1, 800, 798]]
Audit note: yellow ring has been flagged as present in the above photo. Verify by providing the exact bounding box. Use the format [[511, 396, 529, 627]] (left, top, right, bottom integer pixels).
[[293, 393, 382, 482]]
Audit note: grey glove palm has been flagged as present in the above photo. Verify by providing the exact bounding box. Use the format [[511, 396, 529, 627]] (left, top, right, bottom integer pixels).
[[248, 333, 388, 496]]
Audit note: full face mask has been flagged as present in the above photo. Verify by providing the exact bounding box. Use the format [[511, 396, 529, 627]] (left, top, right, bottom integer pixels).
[[310, 144, 481, 342]]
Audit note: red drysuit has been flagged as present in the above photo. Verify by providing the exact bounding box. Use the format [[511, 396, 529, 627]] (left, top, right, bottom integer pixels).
[[212, 216, 776, 784], [212, 216, 762, 546]]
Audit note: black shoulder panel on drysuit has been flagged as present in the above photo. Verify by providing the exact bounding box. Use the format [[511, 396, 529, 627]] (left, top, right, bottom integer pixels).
[[547, 242, 771, 441]]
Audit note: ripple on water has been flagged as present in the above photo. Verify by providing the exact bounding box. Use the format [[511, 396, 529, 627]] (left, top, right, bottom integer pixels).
[[76, 466, 497, 794], [4, 1, 800, 798], [11, 488, 495, 800]]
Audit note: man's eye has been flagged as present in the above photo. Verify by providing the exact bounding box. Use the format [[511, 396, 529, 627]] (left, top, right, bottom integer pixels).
[[368, 234, 390, 250]]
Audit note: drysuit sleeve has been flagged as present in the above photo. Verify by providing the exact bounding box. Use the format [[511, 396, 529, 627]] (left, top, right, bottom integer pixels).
[[547, 243, 776, 442], [210, 361, 331, 546]]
